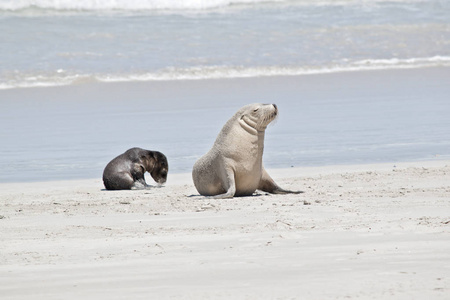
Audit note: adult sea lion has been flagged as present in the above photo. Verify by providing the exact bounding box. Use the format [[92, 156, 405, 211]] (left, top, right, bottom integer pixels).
[[192, 103, 303, 198], [103, 147, 168, 190]]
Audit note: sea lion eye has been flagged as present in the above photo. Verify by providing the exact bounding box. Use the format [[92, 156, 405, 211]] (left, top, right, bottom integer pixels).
[[253, 108, 259, 112]]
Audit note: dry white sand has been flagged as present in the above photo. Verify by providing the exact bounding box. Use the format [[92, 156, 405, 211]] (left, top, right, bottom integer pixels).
[[1, 160, 449, 299]]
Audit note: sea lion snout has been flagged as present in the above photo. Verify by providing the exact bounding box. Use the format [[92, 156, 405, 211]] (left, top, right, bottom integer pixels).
[[156, 178, 166, 184], [271, 103, 278, 117]]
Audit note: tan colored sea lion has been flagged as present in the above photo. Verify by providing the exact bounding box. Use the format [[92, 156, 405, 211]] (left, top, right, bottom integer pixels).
[[192, 103, 303, 198], [103, 147, 168, 190]]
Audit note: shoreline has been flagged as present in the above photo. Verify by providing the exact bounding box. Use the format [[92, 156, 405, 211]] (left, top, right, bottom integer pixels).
[[3, 64, 450, 91], [1, 159, 449, 299], [2, 63, 450, 91], [0, 157, 448, 189]]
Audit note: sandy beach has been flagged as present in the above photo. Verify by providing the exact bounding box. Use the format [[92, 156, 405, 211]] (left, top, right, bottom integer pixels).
[[2, 1, 450, 298], [1, 160, 449, 299]]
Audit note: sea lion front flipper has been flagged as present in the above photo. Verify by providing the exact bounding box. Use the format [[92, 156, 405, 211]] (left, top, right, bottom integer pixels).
[[209, 167, 236, 199], [130, 163, 148, 189]]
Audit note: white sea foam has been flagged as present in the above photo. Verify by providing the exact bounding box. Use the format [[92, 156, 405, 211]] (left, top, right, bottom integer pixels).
[[101, 57, 450, 82], [1, 56, 449, 90], [0, 0, 284, 11], [0, 0, 427, 12], [353, 56, 450, 67]]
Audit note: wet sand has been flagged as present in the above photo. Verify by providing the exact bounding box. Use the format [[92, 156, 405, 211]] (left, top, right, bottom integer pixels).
[[1, 66, 450, 182]]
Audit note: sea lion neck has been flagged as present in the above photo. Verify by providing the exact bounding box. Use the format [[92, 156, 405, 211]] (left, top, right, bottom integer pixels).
[[239, 114, 261, 135]]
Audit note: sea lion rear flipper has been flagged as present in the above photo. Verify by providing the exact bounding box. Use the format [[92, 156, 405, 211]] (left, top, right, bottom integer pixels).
[[258, 168, 304, 194]]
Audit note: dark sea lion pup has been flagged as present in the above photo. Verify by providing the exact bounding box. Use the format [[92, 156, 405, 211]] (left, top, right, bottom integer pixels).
[[103, 147, 168, 190], [192, 103, 303, 199]]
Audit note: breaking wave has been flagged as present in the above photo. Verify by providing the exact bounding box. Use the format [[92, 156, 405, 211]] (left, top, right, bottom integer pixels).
[[1, 56, 449, 90], [1, 0, 284, 12], [0, 0, 428, 13]]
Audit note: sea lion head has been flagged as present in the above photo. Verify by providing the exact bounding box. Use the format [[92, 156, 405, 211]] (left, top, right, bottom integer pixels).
[[149, 151, 169, 184], [239, 103, 278, 132]]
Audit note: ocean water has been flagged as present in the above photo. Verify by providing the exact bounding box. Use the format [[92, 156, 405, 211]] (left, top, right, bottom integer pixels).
[[1, 0, 450, 89], [1, 0, 450, 183]]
